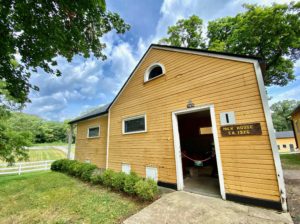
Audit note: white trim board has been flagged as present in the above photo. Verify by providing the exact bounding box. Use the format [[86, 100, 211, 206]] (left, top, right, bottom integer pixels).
[[253, 61, 287, 212], [171, 104, 226, 200]]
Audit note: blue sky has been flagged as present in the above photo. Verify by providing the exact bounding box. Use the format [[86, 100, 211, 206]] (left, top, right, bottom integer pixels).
[[24, 0, 300, 121]]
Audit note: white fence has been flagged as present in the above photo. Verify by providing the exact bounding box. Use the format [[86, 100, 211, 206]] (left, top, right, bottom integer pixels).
[[0, 160, 54, 176]]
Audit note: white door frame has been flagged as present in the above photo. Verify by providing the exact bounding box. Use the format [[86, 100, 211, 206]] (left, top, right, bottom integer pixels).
[[172, 104, 226, 200]]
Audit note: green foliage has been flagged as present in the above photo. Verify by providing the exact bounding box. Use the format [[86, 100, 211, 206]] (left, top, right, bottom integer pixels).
[[208, 2, 300, 86], [124, 172, 142, 195], [90, 169, 105, 185], [111, 172, 127, 191], [101, 169, 116, 187], [280, 153, 300, 169], [159, 15, 205, 48], [51, 160, 159, 201], [271, 100, 300, 131], [134, 179, 159, 201], [160, 2, 300, 86], [50, 159, 97, 181], [0, 0, 130, 105], [0, 107, 32, 164], [8, 112, 68, 143]]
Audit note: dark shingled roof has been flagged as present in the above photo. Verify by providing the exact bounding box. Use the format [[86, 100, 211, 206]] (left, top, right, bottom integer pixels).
[[275, 131, 294, 139], [69, 104, 109, 124]]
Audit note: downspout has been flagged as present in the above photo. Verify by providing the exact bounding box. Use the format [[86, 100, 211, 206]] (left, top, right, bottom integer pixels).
[[106, 110, 111, 169]]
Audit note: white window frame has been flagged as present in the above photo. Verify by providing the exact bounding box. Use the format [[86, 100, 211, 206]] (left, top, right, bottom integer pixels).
[[87, 125, 100, 138], [122, 114, 147, 135], [144, 63, 166, 82]]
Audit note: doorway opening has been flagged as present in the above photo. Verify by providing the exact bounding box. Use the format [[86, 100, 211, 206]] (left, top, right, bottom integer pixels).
[[177, 109, 220, 197]]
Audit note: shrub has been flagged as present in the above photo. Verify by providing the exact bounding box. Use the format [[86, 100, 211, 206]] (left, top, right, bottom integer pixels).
[[101, 169, 116, 187], [51, 159, 64, 171], [111, 172, 127, 191], [80, 163, 98, 181], [51, 159, 97, 181], [124, 172, 141, 195], [90, 169, 104, 185], [134, 179, 158, 201]]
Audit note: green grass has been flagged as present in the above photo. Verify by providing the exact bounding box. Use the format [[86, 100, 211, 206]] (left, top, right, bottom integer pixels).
[[280, 153, 300, 169], [32, 141, 68, 146], [0, 171, 145, 224], [27, 149, 66, 161]]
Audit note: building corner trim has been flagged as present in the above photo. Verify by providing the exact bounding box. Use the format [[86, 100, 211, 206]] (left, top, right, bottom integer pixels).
[[253, 61, 287, 212]]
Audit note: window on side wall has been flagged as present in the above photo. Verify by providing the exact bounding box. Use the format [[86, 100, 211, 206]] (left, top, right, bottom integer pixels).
[[123, 115, 146, 134], [277, 145, 280, 150], [87, 126, 100, 138], [283, 144, 287, 148]]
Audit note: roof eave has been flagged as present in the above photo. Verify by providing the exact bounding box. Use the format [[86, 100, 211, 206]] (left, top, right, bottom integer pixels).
[[68, 111, 108, 125]]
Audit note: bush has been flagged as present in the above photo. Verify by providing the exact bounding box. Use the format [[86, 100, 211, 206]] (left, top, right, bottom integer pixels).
[[51, 159, 97, 181], [101, 169, 116, 187], [90, 169, 104, 185], [51, 159, 158, 201], [80, 163, 98, 181], [51, 159, 64, 171], [134, 179, 158, 201], [124, 172, 141, 195], [111, 172, 127, 191]]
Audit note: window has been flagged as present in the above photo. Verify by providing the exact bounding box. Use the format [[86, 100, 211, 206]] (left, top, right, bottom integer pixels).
[[283, 144, 287, 148], [146, 166, 158, 182], [144, 63, 165, 82], [290, 144, 294, 151], [277, 145, 280, 150], [122, 164, 131, 174], [87, 126, 100, 138], [123, 115, 146, 134]]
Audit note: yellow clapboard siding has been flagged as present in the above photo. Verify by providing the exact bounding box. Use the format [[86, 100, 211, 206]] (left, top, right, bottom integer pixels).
[[72, 48, 280, 202], [75, 116, 108, 168]]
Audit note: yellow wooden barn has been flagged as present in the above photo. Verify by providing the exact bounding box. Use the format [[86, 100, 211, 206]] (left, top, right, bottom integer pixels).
[[69, 44, 287, 211]]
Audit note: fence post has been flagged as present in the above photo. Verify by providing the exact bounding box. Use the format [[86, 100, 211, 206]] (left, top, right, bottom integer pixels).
[[18, 164, 22, 175]]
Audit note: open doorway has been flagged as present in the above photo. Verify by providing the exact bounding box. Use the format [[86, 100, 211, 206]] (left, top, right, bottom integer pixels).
[[177, 109, 220, 197]]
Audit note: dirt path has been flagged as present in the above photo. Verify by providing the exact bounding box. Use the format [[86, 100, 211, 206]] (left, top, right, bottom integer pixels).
[[284, 169, 300, 224]]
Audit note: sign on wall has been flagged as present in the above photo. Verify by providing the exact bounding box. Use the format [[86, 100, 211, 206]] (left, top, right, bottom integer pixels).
[[221, 123, 262, 136]]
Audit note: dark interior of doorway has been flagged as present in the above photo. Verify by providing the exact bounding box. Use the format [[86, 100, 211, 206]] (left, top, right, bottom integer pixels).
[[177, 109, 220, 197]]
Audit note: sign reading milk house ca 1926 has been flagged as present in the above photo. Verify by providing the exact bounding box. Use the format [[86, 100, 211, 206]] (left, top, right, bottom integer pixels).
[[221, 123, 262, 136]]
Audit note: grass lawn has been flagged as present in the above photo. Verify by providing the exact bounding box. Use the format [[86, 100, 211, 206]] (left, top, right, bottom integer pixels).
[[27, 149, 66, 161], [280, 153, 300, 169], [0, 149, 66, 164], [32, 142, 68, 147], [0, 171, 145, 224]]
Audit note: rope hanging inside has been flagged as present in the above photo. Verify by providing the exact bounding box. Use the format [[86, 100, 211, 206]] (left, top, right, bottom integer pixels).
[[181, 151, 215, 163]]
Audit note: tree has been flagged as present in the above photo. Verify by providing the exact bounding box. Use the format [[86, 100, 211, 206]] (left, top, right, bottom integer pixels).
[[0, 107, 32, 164], [0, 0, 130, 105], [271, 100, 300, 131], [0, 1, 129, 163], [159, 2, 300, 87], [159, 15, 206, 48]]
